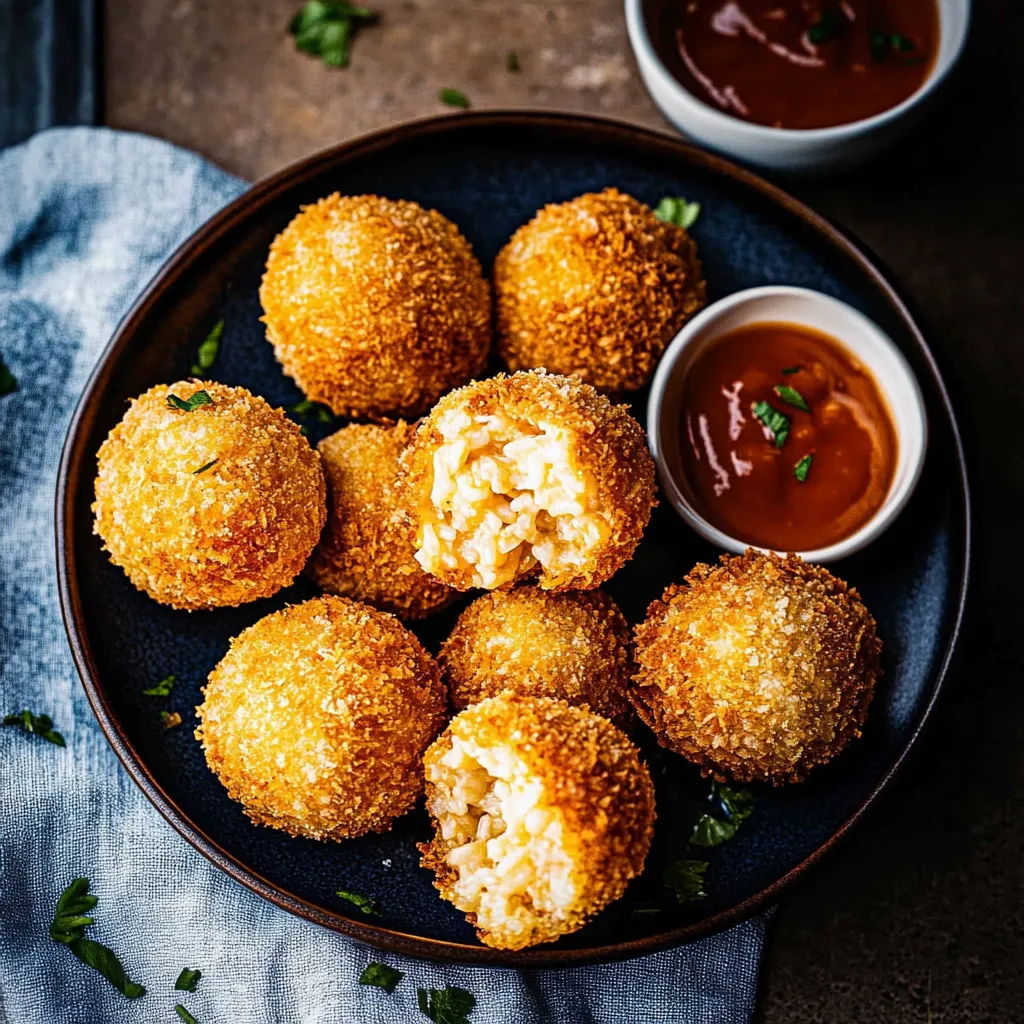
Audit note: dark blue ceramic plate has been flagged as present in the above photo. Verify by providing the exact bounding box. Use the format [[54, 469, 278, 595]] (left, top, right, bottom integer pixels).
[[57, 113, 969, 967]]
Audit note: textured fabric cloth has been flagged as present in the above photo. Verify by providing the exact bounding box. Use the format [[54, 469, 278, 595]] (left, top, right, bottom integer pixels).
[[0, 127, 770, 1023]]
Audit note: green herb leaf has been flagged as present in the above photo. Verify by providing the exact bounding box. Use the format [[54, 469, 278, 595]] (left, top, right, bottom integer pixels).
[[808, 4, 846, 43], [161, 710, 183, 730], [654, 196, 701, 230], [291, 398, 334, 425], [781, 365, 802, 375], [418, 986, 476, 1023], [506, 50, 520, 72], [794, 453, 813, 482], [316, 406, 333, 424], [191, 320, 224, 376], [890, 31, 917, 52], [664, 859, 708, 902], [715, 782, 755, 824], [167, 390, 213, 413], [360, 962, 403, 993], [336, 889, 379, 915], [3, 709, 65, 746], [0, 353, 17, 396], [292, 398, 315, 415], [752, 400, 790, 447], [175, 1005, 199, 1024], [50, 880, 146, 998], [175, 968, 202, 992], [773, 383, 810, 412], [192, 459, 218, 476], [143, 674, 176, 697], [289, 1, 378, 69], [690, 813, 739, 847], [440, 87, 470, 109]]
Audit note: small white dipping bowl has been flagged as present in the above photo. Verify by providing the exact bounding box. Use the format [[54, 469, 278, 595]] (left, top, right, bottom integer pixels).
[[647, 286, 928, 562], [625, 0, 971, 173]]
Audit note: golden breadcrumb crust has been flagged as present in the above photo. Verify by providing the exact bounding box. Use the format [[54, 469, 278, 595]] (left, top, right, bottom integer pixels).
[[632, 551, 882, 784], [439, 587, 636, 728], [259, 193, 491, 421], [494, 188, 707, 393], [92, 380, 326, 611], [308, 422, 457, 619], [196, 595, 446, 840], [420, 694, 655, 949], [395, 370, 657, 591]]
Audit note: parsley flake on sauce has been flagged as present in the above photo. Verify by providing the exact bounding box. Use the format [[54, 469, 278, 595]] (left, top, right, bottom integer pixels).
[[289, 1, 378, 68], [191, 320, 223, 376], [175, 967, 202, 992], [773, 383, 810, 413], [752, 400, 790, 448], [781, 365, 803, 375], [808, 3, 847, 44], [167, 390, 213, 413], [360, 962, 403, 993], [143, 674, 176, 697], [654, 195, 701, 230], [3, 709, 65, 747], [418, 986, 476, 1023], [337, 889, 379, 915], [794, 453, 813, 482], [440, 87, 471, 109], [663, 859, 708, 902], [50, 879, 146, 999]]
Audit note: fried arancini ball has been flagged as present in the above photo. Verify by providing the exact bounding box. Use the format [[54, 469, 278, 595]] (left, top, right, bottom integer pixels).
[[396, 371, 656, 592], [196, 595, 446, 841], [92, 381, 326, 611], [632, 551, 882, 785], [439, 588, 636, 728], [259, 194, 491, 421], [308, 422, 457, 619], [420, 694, 655, 950], [494, 188, 707, 393]]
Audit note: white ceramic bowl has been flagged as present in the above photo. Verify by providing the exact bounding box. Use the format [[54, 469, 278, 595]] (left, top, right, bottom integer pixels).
[[625, 0, 971, 173], [647, 286, 928, 561]]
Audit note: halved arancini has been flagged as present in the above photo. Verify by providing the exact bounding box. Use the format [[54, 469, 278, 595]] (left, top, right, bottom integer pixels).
[[420, 693, 655, 950]]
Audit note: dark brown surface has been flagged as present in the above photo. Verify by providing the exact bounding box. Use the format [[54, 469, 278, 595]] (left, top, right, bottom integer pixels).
[[103, 0, 1023, 1017]]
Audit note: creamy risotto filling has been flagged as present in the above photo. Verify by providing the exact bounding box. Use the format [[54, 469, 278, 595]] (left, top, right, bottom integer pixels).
[[427, 735, 576, 944], [415, 408, 608, 588]]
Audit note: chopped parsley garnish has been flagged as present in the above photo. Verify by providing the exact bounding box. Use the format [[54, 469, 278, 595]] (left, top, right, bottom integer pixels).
[[167, 390, 213, 413], [808, 3, 847, 44], [50, 879, 146, 998], [871, 30, 917, 62], [0, 353, 17, 396], [654, 195, 701, 231], [143, 674, 176, 697], [794, 453, 813, 482], [664, 859, 708, 902], [337, 889, 379, 915], [691, 781, 756, 848], [175, 1006, 199, 1024], [418, 986, 476, 1023], [716, 782, 755, 824], [3, 709, 65, 747], [289, 1, 378, 68], [175, 967, 202, 992], [781, 365, 802, 375], [773, 383, 810, 412], [690, 814, 739, 847], [191, 320, 223, 376], [192, 459, 218, 476], [506, 50, 520, 72], [161, 711, 183, 730], [360, 962, 403, 993], [440, 87, 470, 109], [752, 400, 790, 448], [291, 398, 334, 424]]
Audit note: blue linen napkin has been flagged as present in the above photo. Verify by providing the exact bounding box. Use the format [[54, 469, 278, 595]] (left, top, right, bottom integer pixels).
[[0, 127, 770, 1023]]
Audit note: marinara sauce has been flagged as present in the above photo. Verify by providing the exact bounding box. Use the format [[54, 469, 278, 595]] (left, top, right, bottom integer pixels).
[[650, 0, 938, 129], [679, 321, 897, 551]]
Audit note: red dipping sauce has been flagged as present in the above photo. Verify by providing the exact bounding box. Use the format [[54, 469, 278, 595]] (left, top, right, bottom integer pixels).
[[649, 0, 939, 129], [679, 321, 897, 551]]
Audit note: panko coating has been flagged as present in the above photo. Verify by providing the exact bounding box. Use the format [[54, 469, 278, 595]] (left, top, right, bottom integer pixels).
[[420, 694, 655, 950], [93, 381, 326, 611], [494, 188, 707, 393], [439, 588, 636, 728], [308, 422, 457, 619], [632, 551, 882, 785], [195, 595, 446, 840], [259, 193, 491, 421], [396, 371, 657, 592]]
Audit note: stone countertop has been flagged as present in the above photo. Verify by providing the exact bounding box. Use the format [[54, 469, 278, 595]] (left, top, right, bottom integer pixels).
[[106, 2, 1024, 1020]]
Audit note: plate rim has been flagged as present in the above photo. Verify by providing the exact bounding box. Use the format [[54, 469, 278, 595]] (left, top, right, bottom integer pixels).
[[55, 110, 971, 968]]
